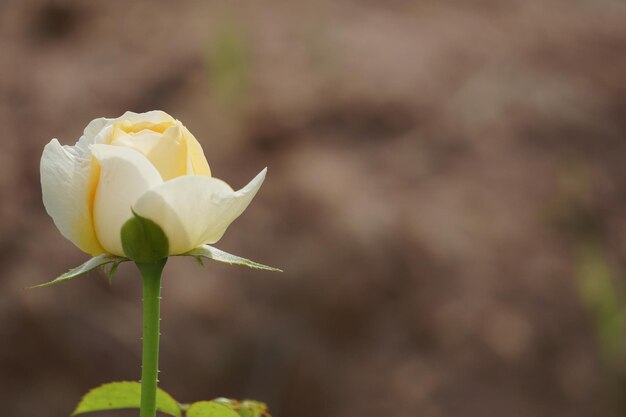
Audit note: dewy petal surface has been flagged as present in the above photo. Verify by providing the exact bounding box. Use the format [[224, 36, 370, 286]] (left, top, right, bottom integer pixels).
[[133, 168, 267, 254], [91, 144, 163, 256], [41, 139, 104, 255]]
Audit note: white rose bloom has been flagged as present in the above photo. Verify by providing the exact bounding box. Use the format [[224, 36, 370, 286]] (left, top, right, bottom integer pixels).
[[41, 110, 266, 257]]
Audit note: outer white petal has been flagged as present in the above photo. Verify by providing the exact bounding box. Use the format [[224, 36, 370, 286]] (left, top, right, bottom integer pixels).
[[41, 139, 104, 255], [83, 117, 114, 141], [133, 168, 267, 255], [77, 117, 116, 150], [91, 144, 163, 256]]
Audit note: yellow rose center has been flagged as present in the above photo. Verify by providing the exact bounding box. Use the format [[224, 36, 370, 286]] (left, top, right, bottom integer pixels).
[[110, 120, 188, 181], [117, 120, 174, 135]]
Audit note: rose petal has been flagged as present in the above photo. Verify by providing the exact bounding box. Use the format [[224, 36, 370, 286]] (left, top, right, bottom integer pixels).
[[41, 139, 104, 255], [133, 168, 266, 254], [118, 110, 174, 126], [181, 125, 211, 177], [78, 111, 176, 149], [112, 124, 187, 181], [91, 144, 163, 256]]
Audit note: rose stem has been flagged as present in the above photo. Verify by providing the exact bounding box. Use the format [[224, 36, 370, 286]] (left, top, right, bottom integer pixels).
[[137, 259, 167, 417]]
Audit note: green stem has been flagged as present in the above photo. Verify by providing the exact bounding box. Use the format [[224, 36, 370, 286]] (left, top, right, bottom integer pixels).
[[137, 259, 167, 417]]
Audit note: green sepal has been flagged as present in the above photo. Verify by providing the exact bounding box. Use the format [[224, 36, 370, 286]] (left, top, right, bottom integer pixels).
[[121, 211, 169, 263], [72, 381, 181, 417], [179, 245, 282, 272], [30, 254, 128, 288], [186, 401, 240, 417], [107, 261, 121, 284]]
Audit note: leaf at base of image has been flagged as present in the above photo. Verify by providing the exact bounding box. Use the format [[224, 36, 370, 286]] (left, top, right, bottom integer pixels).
[[181, 245, 282, 272], [72, 381, 181, 417], [187, 401, 241, 417], [213, 398, 271, 417], [30, 254, 128, 288]]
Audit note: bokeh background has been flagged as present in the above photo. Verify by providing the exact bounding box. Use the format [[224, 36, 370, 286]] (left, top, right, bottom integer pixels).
[[1, 0, 626, 416]]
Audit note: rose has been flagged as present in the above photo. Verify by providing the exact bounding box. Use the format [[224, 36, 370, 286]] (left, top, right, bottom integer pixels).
[[41, 110, 265, 257]]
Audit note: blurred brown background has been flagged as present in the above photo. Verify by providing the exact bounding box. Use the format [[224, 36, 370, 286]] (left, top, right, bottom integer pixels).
[[1, 0, 626, 416]]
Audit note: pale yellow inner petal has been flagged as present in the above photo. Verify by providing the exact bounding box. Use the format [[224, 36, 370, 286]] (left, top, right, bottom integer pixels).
[[181, 126, 211, 177], [117, 120, 173, 134], [111, 125, 187, 181]]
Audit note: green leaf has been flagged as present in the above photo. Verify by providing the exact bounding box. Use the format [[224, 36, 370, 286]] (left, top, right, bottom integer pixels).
[[187, 401, 240, 417], [30, 254, 128, 288], [213, 398, 270, 417], [180, 245, 282, 272], [121, 211, 169, 263], [72, 381, 181, 417], [238, 400, 270, 417]]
